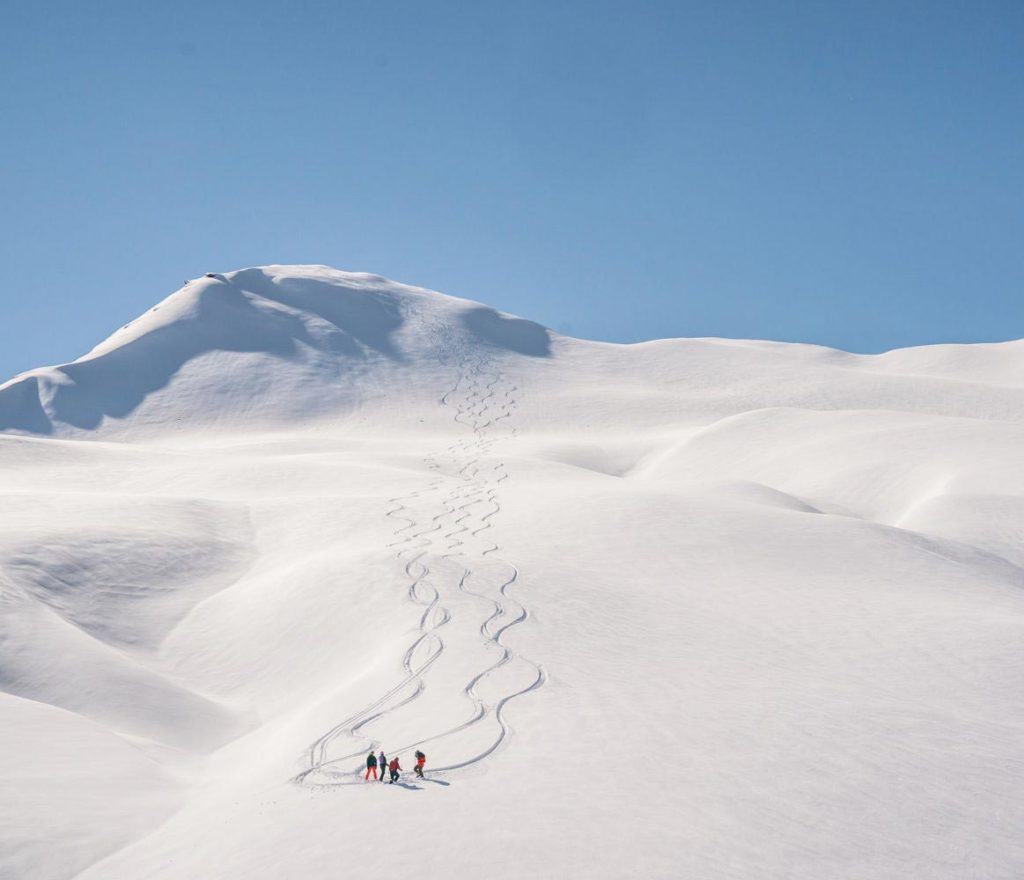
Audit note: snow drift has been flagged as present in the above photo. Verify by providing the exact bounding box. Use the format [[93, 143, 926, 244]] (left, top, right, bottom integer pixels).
[[2, 265, 1023, 880]]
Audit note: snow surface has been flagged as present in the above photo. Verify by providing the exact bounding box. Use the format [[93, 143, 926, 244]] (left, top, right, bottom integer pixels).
[[2, 265, 1023, 880]]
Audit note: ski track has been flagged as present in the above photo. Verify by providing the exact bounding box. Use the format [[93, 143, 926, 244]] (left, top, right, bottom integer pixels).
[[296, 343, 544, 787]]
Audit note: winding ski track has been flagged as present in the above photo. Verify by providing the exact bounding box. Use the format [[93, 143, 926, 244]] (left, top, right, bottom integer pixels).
[[296, 345, 544, 786]]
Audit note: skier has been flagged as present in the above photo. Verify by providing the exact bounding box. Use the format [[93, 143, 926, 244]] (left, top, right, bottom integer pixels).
[[414, 750, 426, 778], [388, 756, 401, 784], [378, 750, 387, 783], [364, 750, 378, 781]]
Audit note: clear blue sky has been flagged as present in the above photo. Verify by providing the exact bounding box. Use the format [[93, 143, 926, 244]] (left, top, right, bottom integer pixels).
[[2, 1, 1022, 380]]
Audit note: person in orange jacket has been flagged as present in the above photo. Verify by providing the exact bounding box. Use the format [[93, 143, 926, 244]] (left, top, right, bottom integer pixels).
[[414, 750, 426, 778], [387, 756, 401, 783]]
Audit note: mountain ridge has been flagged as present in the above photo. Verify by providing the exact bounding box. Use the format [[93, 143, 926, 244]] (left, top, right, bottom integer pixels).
[[4, 264, 1023, 441]]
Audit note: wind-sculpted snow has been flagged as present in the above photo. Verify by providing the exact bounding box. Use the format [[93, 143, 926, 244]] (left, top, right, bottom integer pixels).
[[460, 306, 552, 357], [0, 374, 52, 434], [2, 265, 1024, 880]]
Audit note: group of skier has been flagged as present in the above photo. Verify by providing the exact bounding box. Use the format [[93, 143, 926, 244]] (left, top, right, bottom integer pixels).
[[364, 748, 427, 783]]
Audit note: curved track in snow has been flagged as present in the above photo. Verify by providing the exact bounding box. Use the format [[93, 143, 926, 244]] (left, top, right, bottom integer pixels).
[[296, 347, 544, 786]]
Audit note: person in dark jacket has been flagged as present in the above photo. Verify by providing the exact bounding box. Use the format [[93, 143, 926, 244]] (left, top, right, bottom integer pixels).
[[364, 751, 378, 781], [388, 756, 401, 783], [378, 750, 387, 782], [414, 750, 426, 778]]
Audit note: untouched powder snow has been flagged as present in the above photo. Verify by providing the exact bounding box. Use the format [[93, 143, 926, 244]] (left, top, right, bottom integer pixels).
[[1, 265, 1023, 880]]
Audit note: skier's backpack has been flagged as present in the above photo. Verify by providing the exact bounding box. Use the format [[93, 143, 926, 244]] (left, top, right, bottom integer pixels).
[[415, 750, 425, 760]]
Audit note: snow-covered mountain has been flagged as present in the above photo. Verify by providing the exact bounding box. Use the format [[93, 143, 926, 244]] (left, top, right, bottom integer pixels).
[[0, 266, 551, 437], [2, 265, 1023, 880]]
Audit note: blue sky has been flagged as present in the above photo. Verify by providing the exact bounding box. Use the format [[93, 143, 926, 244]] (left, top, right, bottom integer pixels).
[[1, 1, 1022, 380]]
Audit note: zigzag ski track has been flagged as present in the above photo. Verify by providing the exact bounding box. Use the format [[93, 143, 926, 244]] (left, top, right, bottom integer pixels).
[[296, 353, 544, 787]]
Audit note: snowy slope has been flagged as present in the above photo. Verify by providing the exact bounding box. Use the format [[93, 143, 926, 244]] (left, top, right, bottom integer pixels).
[[1, 265, 1023, 880]]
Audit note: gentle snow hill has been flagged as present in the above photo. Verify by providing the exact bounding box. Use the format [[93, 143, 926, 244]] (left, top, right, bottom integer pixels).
[[2, 265, 1024, 880]]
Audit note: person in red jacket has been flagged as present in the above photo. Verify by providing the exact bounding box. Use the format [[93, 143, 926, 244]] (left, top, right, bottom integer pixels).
[[414, 750, 426, 778], [388, 756, 401, 783]]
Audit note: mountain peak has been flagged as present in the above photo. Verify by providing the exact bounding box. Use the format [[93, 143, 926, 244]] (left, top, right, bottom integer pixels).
[[0, 265, 552, 437]]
